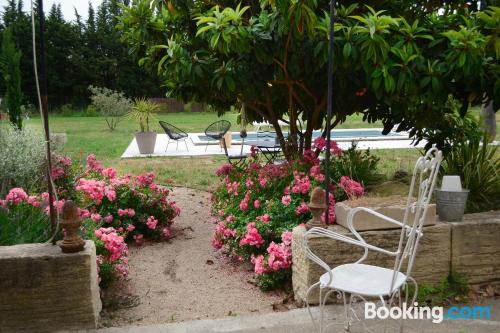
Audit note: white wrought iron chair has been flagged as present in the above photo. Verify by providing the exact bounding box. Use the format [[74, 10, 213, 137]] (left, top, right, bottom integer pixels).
[[303, 148, 443, 332]]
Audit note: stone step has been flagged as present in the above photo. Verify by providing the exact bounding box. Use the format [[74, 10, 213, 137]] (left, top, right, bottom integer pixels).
[[63, 303, 500, 333]]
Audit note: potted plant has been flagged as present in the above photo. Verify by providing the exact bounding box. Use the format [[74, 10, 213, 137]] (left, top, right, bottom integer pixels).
[[128, 98, 159, 154]]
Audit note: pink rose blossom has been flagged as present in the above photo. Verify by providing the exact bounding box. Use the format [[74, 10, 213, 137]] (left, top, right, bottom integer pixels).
[[146, 216, 158, 230], [162, 227, 172, 239], [295, 202, 310, 215], [252, 255, 268, 275], [27, 196, 40, 207], [102, 167, 117, 179], [133, 233, 144, 245], [254, 199, 260, 209], [281, 231, 293, 246], [281, 195, 291, 206], [6, 188, 28, 205], [339, 176, 364, 198], [239, 222, 264, 247]]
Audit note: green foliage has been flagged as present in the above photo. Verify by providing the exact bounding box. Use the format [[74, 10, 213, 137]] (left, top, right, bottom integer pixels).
[[89, 85, 132, 130], [84, 105, 100, 117], [441, 131, 500, 213], [118, 1, 499, 157], [59, 104, 75, 117], [328, 142, 383, 187], [127, 97, 159, 132], [0, 28, 23, 129], [0, 203, 51, 245], [0, 0, 163, 108], [409, 272, 470, 306], [0, 127, 47, 195]]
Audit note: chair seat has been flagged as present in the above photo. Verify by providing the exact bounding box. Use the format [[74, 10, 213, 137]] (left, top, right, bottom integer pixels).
[[319, 263, 407, 297], [227, 154, 246, 160], [170, 133, 188, 140]]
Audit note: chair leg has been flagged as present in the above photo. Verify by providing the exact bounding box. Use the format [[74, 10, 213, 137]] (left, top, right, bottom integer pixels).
[[343, 292, 351, 332], [205, 140, 209, 151], [176, 140, 179, 151], [165, 139, 170, 152], [319, 287, 325, 333], [184, 139, 189, 152]]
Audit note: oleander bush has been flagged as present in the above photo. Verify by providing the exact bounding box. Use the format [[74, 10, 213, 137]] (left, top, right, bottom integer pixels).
[[0, 188, 51, 245], [211, 138, 366, 290], [0, 154, 180, 288]]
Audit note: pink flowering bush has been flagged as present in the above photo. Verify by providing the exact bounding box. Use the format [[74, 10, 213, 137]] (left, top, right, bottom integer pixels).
[[0, 188, 51, 245], [82, 221, 129, 288], [72, 155, 180, 243], [211, 139, 370, 290], [1, 154, 181, 289]]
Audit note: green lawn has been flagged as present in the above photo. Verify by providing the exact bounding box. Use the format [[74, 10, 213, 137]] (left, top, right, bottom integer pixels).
[[15, 109, 496, 191]]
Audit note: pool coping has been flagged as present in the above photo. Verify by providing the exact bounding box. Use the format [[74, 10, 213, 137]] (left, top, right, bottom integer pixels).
[[189, 128, 411, 146]]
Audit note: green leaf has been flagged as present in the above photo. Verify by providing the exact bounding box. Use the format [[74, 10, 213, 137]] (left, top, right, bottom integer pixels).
[[343, 43, 352, 58]]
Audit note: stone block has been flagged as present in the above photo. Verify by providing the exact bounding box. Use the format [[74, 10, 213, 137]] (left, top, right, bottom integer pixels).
[[449, 211, 500, 284], [0, 240, 101, 332], [335, 201, 436, 231], [292, 222, 451, 304]]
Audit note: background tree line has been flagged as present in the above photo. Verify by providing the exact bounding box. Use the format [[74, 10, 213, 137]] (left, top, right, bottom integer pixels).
[[0, 0, 162, 110]]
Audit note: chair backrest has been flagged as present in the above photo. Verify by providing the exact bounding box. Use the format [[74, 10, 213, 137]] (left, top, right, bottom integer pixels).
[[205, 120, 231, 138], [391, 147, 442, 288], [159, 121, 185, 140]]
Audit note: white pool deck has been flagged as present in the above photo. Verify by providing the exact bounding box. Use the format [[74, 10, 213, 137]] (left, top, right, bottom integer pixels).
[[121, 129, 427, 159]]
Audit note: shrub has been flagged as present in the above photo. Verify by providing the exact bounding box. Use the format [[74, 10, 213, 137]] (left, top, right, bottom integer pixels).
[[74, 155, 180, 244], [127, 98, 159, 132], [0, 127, 47, 195], [0, 188, 51, 245], [82, 220, 129, 288], [89, 85, 132, 130], [84, 105, 99, 117], [441, 132, 500, 213], [0, 154, 180, 288], [59, 104, 75, 117], [211, 140, 365, 290], [328, 141, 383, 187]]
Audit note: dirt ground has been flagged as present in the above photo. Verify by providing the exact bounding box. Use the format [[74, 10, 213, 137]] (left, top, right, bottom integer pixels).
[[100, 187, 286, 328]]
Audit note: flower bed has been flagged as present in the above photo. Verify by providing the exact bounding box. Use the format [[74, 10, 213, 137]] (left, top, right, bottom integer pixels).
[[1, 154, 180, 288], [211, 139, 365, 290]]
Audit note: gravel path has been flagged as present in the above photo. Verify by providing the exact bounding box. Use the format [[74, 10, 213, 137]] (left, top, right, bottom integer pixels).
[[100, 187, 285, 328]]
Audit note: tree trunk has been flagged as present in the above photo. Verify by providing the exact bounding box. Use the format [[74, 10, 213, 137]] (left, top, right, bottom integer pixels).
[[481, 99, 496, 139]]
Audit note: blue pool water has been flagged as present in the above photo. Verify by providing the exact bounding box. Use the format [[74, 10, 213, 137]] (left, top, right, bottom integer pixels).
[[197, 129, 405, 142]]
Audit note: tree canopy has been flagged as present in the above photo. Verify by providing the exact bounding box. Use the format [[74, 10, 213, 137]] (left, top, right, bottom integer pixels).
[[0, 0, 162, 109], [118, 0, 499, 156]]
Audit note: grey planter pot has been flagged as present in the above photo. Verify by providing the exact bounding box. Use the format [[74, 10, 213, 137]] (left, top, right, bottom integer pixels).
[[135, 132, 157, 154], [435, 189, 469, 221]]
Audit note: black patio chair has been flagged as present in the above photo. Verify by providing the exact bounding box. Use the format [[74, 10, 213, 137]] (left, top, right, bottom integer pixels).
[[222, 137, 247, 168], [159, 121, 190, 152], [204, 120, 231, 151]]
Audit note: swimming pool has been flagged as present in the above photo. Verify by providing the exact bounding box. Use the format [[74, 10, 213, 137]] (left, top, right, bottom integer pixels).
[[193, 128, 408, 145]]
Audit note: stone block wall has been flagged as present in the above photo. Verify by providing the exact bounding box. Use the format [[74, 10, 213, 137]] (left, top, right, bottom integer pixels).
[[0, 240, 101, 332], [292, 223, 451, 304], [450, 211, 500, 284], [292, 211, 500, 304]]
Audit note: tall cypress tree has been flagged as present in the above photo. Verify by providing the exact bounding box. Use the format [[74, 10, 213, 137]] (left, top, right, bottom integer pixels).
[[0, 28, 23, 129]]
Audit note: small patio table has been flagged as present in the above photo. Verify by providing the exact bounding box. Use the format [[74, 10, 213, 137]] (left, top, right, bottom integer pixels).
[[247, 139, 282, 164]]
